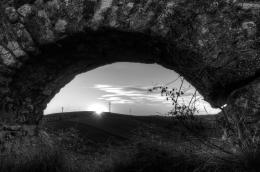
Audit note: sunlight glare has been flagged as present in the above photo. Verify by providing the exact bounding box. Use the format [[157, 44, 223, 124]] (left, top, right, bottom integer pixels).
[[88, 103, 108, 115]]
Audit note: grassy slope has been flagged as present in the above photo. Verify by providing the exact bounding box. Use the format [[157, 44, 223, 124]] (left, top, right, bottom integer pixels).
[[42, 111, 219, 143], [5, 112, 258, 172]]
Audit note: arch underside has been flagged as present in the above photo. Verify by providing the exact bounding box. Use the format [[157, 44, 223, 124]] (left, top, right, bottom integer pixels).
[[0, 0, 259, 127], [1, 29, 256, 124], [6, 30, 204, 123]]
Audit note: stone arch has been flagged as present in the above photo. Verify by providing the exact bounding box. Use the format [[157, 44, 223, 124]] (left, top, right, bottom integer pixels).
[[0, 0, 259, 130], [5, 29, 206, 124]]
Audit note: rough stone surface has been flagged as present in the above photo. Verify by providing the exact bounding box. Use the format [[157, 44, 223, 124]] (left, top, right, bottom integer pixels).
[[17, 4, 33, 17], [0, 0, 259, 139], [7, 41, 26, 57], [225, 77, 260, 144], [54, 19, 67, 33], [5, 7, 18, 23], [0, 45, 16, 66]]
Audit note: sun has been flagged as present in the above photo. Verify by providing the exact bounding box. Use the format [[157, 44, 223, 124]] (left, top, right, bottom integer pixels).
[[88, 103, 108, 115]]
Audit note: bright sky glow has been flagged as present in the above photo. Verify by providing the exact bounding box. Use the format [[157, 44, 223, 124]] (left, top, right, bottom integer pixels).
[[44, 62, 221, 116], [87, 103, 108, 115]]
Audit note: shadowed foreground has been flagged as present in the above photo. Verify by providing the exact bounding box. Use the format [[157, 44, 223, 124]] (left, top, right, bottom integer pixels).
[[1, 112, 259, 172]]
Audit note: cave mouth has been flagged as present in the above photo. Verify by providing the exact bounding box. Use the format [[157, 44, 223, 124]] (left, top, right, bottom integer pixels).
[[1, 29, 226, 125], [43, 62, 221, 117]]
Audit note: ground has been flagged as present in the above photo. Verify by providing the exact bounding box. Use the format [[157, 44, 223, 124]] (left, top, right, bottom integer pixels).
[[1, 111, 259, 172]]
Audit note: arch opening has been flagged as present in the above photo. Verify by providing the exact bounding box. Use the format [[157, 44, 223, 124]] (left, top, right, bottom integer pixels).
[[1, 29, 234, 124], [44, 62, 221, 116]]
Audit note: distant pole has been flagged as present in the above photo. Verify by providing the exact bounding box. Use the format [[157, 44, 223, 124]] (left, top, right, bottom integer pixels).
[[129, 108, 132, 115], [108, 102, 111, 113], [61, 106, 64, 113]]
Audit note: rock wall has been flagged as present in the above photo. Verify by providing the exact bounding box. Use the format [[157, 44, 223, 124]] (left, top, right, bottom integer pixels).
[[0, 0, 259, 138], [224, 77, 260, 146]]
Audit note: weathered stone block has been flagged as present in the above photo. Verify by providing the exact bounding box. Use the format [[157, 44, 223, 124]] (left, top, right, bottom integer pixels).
[[54, 19, 67, 33], [17, 4, 34, 17], [0, 45, 16, 66], [7, 41, 26, 58], [242, 21, 257, 37], [5, 7, 18, 23]]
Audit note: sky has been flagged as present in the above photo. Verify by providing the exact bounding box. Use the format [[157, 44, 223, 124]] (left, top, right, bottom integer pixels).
[[44, 62, 221, 116]]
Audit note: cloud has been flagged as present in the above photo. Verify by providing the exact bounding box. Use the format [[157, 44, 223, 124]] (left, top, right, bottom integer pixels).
[[94, 84, 169, 105], [94, 84, 220, 114], [94, 84, 199, 105]]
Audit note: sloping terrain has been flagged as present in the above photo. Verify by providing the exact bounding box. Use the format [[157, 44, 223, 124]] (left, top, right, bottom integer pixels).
[[4, 112, 249, 172], [41, 111, 220, 144]]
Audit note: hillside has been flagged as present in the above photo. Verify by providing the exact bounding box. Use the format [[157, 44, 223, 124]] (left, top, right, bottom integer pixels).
[[4, 112, 243, 172], [41, 111, 220, 144]]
